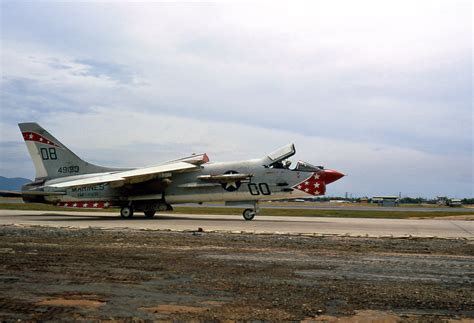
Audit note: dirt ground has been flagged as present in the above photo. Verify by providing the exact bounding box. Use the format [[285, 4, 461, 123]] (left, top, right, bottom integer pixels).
[[0, 225, 473, 321]]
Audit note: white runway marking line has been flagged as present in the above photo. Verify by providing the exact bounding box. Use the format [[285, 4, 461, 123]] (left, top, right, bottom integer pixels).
[[448, 221, 473, 236]]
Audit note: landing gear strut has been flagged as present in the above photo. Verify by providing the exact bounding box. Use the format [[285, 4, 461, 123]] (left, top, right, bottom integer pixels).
[[120, 206, 134, 218]]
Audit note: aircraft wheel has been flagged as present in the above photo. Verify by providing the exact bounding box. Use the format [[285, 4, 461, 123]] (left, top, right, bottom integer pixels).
[[144, 210, 156, 218], [120, 206, 134, 218], [243, 208, 255, 221]]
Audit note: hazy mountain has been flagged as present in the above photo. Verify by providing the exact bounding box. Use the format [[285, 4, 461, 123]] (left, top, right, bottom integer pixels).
[[0, 176, 31, 191]]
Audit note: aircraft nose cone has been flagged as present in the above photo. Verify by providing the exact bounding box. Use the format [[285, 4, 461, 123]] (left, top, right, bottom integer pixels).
[[320, 169, 344, 184]]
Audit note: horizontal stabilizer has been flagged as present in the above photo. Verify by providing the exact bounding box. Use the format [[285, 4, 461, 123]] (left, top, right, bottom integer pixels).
[[0, 190, 22, 197], [0, 190, 67, 197]]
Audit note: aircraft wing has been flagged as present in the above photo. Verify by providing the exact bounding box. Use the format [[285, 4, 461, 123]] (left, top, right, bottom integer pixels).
[[47, 161, 200, 189], [169, 153, 209, 165]]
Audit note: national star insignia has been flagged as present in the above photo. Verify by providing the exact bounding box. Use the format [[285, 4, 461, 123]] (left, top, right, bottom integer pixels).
[[225, 182, 238, 190]]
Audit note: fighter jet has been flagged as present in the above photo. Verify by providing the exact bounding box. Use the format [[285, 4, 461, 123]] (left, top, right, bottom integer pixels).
[[16, 123, 344, 220]]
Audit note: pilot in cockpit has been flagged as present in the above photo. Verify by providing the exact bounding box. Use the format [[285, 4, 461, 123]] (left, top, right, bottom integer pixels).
[[272, 161, 284, 169], [272, 160, 292, 169]]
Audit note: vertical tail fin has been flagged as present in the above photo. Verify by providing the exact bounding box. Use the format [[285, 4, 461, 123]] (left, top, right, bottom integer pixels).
[[18, 122, 120, 180]]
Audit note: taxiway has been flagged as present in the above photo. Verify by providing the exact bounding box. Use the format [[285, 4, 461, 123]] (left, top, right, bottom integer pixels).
[[0, 210, 472, 239]]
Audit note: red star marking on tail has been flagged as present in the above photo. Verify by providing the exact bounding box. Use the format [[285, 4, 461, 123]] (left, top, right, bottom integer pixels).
[[22, 132, 61, 148]]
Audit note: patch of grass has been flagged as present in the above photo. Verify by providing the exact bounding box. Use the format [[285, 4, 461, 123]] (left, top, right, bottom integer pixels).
[[260, 201, 442, 208], [1, 202, 469, 219], [173, 207, 466, 219]]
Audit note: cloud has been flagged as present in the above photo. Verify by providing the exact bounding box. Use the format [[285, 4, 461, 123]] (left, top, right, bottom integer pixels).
[[1, 1, 472, 197], [3, 37, 470, 153], [4, 107, 472, 197]]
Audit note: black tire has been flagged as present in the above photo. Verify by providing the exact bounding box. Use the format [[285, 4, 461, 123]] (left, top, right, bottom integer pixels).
[[144, 210, 156, 218], [243, 208, 255, 221], [120, 206, 134, 218]]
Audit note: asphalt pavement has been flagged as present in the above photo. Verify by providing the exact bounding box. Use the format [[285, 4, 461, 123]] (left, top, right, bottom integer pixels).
[[1, 210, 473, 239]]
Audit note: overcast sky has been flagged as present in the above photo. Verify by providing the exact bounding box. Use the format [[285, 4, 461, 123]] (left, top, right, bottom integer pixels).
[[1, 1, 472, 198]]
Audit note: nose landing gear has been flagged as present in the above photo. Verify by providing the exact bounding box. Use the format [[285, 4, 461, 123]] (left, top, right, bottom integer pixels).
[[242, 203, 259, 221], [243, 209, 256, 221]]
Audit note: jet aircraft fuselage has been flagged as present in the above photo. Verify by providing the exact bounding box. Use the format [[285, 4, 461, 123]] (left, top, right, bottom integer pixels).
[[19, 123, 344, 220]]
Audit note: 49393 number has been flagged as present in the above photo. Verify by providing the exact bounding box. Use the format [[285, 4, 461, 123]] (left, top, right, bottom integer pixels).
[[58, 166, 80, 174]]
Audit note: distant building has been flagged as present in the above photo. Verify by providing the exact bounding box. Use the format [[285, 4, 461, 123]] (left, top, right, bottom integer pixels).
[[437, 196, 448, 206], [371, 196, 399, 207], [437, 197, 462, 207], [447, 199, 462, 207]]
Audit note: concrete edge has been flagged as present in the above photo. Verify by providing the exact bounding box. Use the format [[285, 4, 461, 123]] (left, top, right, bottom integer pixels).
[[2, 224, 471, 241]]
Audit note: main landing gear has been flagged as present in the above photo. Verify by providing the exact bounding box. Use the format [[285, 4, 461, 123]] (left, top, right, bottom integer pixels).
[[120, 206, 154, 219], [120, 203, 172, 219], [120, 206, 134, 218], [144, 210, 156, 218]]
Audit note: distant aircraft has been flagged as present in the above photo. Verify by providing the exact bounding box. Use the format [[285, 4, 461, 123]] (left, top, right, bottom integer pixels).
[[14, 123, 344, 220]]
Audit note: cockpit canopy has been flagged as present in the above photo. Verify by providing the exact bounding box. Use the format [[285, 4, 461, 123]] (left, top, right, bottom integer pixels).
[[263, 144, 324, 171], [293, 161, 323, 172], [264, 144, 296, 167]]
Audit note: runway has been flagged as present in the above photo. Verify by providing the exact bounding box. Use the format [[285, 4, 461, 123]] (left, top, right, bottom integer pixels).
[[1, 210, 473, 239], [181, 203, 474, 213]]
